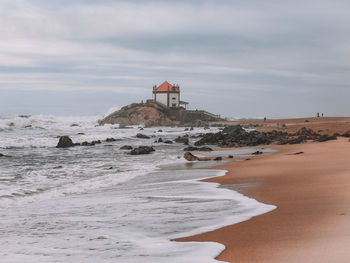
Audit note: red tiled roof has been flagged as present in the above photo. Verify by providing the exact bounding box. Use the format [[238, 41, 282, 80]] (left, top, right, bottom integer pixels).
[[154, 81, 179, 92]]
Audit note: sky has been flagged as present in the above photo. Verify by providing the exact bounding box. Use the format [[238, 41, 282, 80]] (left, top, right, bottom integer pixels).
[[0, 0, 350, 118]]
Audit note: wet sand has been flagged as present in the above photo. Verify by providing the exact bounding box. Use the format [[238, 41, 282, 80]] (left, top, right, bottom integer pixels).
[[177, 138, 350, 262]]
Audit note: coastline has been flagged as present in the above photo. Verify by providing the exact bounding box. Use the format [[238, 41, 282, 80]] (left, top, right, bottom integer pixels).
[[177, 138, 350, 262]]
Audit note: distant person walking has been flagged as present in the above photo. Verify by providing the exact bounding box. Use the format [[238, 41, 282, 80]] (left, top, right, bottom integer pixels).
[[317, 112, 320, 118]]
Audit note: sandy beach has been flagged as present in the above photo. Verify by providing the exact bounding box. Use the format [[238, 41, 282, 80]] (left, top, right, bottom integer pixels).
[[177, 132, 350, 262]]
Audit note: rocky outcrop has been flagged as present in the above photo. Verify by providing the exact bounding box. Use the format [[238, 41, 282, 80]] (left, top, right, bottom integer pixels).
[[99, 102, 178, 127], [129, 146, 155, 155], [56, 136, 75, 148], [194, 125, 338, 147], [98, 102, 224, 127]]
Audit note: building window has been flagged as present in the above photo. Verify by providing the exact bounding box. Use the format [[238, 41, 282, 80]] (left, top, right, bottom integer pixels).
[[172, 97, 176, 100], [172, 103, 176, 107]]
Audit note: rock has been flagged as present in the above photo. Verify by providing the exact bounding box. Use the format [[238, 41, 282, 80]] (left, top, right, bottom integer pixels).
[[164, 140, 173, 144], [56, 136, 75, 148], [130, 146, 155, 155], [81, 141, 93, 146], [24, 125, 32, 128], [314, 135, 337, 142], [92, 140, 101, 144], [0, 153, 4, 157], [228, 155, 234, 158], [120, 145, 133, 150], [184, 128, 189, 131], [252, 151, 263, 155], [183, 146, 213, 151], [158, 129, 163, 132], [175, 135, 189, 145], [157, 138, 163, 143], [77, 133, 85, 135], [342, 131, 350, 138], [294, 152, 304, 155], [222, 125, 246, 135], [70, 123, 79, 127], [106, 138, 117, 142], [214, 156, 222, 161], [190, 127, 194, 131], [197, 157, 211, 161], [184, 152, 198, 161], [136, 133, 150, 139]]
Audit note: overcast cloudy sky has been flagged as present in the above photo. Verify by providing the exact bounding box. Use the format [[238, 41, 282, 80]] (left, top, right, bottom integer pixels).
[[1, 0, 350, 118]]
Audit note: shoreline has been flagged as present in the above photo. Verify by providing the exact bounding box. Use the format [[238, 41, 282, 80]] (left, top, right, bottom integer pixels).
[[176, 138, 350, 262]]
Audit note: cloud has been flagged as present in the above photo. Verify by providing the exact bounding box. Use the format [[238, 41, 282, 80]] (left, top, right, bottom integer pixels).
[[0, 0, 350, 117]]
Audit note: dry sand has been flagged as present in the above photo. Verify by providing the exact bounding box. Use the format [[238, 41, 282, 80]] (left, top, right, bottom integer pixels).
[[177, 137, 350, 262]]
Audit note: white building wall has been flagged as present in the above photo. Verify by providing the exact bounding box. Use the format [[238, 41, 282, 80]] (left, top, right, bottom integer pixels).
[[169, 93, 179, 107], [155, 93, 168, 106]]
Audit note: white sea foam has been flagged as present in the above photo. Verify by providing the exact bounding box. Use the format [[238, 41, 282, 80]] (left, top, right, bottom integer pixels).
[[0, 114, 275, 262]]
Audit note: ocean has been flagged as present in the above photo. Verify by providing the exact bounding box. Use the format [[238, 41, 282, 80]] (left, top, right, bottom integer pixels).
[[0, 114, 275, 263]]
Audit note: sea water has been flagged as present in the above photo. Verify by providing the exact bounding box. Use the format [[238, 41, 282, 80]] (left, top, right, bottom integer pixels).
[[0, 114, 275, 263]]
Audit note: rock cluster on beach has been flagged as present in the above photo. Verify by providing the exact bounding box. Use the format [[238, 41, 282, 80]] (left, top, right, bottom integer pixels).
[[194, 125, 338, 148]]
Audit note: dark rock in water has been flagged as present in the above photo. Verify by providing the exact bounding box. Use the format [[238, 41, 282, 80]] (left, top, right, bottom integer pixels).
[[70, 123, 79, 127], [136, 133, 150, 139], [92, 140, 101, 144], [74, 143, 81, 146], [183, 146, 213, 151], [0, 153, 4, 157], [214, 156, 222, 161], [164, 140, 173, 144], [184, 152, 198, 161], [190, 127, 194, 131], [130, 146, 155, 155], [139, 127, 144, 130], [24, 125, 32, 128], [120, 145, 133, 150], [158, 129, 163, 132], [175, 135, 189, 145], [81, 141, 92, 146], [157, 138, 163, 143], [252, 151, 263, 155], [228, 155, 234, 158], [106, 137, 117, 142], [77, 133, 85, 135], [56, 136, 75, 148], [184, 128, 189, 131]]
